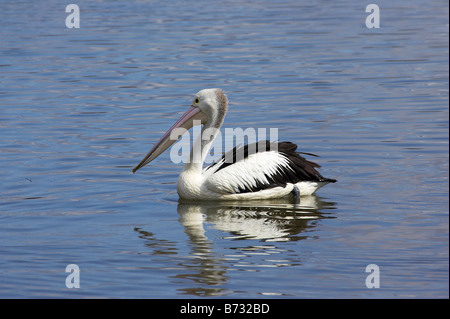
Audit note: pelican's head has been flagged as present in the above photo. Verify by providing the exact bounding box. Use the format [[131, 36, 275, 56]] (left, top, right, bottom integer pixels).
[[192, 88, 228, 128], [132, 88, 228, 173]]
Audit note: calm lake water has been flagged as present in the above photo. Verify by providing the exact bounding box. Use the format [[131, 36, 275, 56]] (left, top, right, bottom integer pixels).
[[0, 0, 448, 298]]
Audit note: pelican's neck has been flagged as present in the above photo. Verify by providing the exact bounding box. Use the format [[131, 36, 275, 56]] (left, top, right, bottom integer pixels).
[[177, 89, 228, 199], [184, 120, 221, 173], [182, 88, 228, 175]]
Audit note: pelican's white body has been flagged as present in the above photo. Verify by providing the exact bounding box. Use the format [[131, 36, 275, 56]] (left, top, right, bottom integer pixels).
[[177, 150, 327, 201]]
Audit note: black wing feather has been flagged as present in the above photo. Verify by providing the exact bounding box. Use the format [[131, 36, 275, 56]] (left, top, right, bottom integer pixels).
[[206, 140, 336, 194]]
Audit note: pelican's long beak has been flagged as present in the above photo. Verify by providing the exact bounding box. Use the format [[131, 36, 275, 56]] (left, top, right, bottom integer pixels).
[[132, 106, 206, 173]]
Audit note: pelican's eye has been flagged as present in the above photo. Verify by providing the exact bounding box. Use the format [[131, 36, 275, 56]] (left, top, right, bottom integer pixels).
[[193, 97, 200, 106]]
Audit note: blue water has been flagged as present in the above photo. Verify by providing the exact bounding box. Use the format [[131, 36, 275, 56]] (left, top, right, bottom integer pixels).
[[0, 0, 448, 298]]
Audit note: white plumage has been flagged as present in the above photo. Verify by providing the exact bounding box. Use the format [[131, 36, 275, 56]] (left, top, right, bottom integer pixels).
[[204, 151, 291, 194]]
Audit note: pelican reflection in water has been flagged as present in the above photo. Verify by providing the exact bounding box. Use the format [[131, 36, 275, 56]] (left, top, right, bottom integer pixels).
[[134, 197, 336, 296]]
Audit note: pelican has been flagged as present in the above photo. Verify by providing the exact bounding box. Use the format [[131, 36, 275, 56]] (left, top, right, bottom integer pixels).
[[133, 88, 336, 200]]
